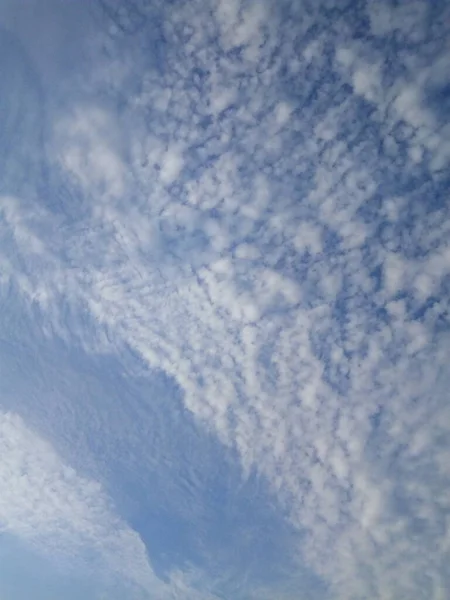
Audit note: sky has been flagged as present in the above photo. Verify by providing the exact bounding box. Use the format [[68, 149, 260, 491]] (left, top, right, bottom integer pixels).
[[0, 0, 449, 599]]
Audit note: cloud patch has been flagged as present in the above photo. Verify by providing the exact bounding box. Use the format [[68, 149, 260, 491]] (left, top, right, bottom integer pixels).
[[0, 411, 161, 595]]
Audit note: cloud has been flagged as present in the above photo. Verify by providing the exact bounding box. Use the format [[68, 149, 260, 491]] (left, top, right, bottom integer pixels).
[[52, 106, 127, 200], [336, 2, 450, 176], [0, 411, 162, 595], [1, 0, 450, 598]]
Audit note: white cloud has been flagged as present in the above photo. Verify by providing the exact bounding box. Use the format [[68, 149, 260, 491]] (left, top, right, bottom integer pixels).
[[52, 106, 126, 200], [368, 0, 428, 41], [1, 0, 450, 598], [335, 37, 450, 176], [294, 222, 322, 255], [0, 411, 161, 594], [159, 145, 185, 185]]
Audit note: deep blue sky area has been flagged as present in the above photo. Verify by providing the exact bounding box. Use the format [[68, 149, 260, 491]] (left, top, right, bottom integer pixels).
[[1, 1, 449, 599]]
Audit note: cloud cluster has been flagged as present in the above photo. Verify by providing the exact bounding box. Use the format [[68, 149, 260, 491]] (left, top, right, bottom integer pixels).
[[1, 0, 450, 598]]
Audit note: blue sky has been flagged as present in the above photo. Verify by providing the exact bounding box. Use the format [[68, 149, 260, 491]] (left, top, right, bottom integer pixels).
[[0, 0, 449, 598]]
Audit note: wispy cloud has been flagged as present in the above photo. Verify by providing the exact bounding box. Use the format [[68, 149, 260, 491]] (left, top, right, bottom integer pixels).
[[1, 0, 450, 598], [0, 411, 163, 595]]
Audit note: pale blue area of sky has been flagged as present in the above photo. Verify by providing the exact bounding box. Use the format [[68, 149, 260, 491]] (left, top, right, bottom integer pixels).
[[0, 534, 98, 600]]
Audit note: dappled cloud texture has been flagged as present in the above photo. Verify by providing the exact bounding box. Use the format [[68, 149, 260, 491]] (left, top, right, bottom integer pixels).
[[1, 0, 450, 599]]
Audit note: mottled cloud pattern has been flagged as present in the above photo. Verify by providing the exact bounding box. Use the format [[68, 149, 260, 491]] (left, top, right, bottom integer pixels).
[[1, 0, 449, 598]]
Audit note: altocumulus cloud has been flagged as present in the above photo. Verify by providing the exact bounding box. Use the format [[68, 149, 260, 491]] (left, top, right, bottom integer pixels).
[[1, 0, 450, 598]]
